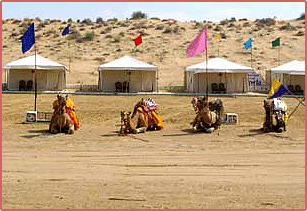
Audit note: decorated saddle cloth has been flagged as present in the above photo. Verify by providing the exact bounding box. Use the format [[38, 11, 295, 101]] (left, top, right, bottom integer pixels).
[[137, 98, 163, 129], [52, 97, 80, 130], [272, 98, 289, 123]]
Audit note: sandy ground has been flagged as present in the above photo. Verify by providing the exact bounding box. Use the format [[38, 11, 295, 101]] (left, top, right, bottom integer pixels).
[[2, 94, 305, 209]]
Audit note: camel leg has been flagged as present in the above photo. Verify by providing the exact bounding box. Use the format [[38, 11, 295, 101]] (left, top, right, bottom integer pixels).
[[133, 127, 146, 134], [66, 121, 75, 134], [205, 127, 215, 133], [50, 124, 59, 134], [67, 126, 74, 134]]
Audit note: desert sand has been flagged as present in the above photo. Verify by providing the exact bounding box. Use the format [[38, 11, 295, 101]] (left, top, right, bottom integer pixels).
[[2, 94, 305, 209]]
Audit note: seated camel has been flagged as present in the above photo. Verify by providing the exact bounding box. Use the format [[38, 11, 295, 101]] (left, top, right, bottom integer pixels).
[[120, 110, 148, 134], [120, 98, 163, 134], [191, 96, 224, 133], [49, 95, 75, 134], [263, 98, 287, 133]]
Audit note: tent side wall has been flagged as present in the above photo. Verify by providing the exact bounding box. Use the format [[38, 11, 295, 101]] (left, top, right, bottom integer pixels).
[[290, 75, 305, 92], [281, 73, 305, 93], [7, 69, 66, 91], [100, 69, 156, 92], [272, 72, 305, 90], [185, 71, 195, 92], [197, 72, 249, 93], [8, 69, 34, 90], [45, 70, 66, 90]]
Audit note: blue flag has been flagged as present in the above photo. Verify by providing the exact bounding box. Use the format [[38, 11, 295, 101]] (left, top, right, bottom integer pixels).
[[62, 25, 69, 36], [268, 79, 290, 99], [243, 38, 252, 50], [21, 23, 35, 53]]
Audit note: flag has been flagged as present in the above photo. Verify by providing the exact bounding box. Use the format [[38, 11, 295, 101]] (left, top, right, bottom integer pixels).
[[186, 27, 207, 58], [243, 38, 252, 50], [272, 37, 280, 48], [21, 23, 35, 53], [62, 25, 70, 36], [216, 33, 221, 41], [267, 79, 290, 99], [133, 34, 142, 46]]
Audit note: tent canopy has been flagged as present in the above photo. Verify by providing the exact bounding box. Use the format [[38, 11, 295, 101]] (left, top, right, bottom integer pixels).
[[99, 56, 158, 71], [271, 60, 305, 75], [186, 58, 254, 73], [3, 55, 67, 71]]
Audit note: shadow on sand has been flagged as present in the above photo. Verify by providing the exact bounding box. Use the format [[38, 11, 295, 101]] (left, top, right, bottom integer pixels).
[[100, 132, 119, 137], [162, 128, 201, 137], [20, 129, 54, 139]]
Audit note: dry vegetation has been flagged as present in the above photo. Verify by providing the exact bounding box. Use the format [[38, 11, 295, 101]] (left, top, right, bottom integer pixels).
[[2, 16, 305, 88]]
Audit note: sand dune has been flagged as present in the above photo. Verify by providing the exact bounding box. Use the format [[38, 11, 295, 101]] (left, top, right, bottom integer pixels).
[[2, 18, 305, 87]]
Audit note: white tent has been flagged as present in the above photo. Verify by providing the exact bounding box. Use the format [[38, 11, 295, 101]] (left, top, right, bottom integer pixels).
[[271, 60, 305, 94], [98, 56, 158, 92], [3, 55, 67, 91], [185, 58, 255, 93]]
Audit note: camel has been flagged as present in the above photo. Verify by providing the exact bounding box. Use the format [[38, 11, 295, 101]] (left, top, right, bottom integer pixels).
[[263, 98, 287, 133], [120, 98, 163, 134], [120, 110, 148, 134], [191, 96, 224, 133], [49, 95, 75, 134]]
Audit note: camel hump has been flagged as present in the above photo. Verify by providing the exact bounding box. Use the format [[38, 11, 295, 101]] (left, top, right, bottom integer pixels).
[[210, 98, 223, 112]]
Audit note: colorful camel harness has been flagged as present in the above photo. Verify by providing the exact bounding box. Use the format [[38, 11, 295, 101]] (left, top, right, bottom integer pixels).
[[52, 96, 80, 130], [136, 105, 163, 130]]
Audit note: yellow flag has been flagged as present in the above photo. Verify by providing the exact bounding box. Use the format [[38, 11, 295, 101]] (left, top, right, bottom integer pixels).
[[267, 78, 281, 98], [216, 33, 221, 41]]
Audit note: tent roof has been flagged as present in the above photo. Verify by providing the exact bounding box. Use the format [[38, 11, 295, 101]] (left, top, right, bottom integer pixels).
[[3, 55, 67, 71], [186, 58, 254, 73], [271, 60, 305, 75], [99, 56, 158, 71]]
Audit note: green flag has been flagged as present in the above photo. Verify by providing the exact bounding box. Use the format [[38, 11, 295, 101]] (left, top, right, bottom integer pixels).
[[272, 37, 280, 48]]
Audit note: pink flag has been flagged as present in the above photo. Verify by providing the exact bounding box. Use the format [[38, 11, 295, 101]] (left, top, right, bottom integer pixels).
[[186, 27, 207, 58]]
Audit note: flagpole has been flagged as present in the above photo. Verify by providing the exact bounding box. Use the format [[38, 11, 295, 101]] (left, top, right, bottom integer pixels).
[[34, 45, 37, 111], [156, 68, 159, 93], [205, 26, 208, 98], [217, 40, 220, 58], [251, 40, 253, 70], [68, 39, 71, 73], [250, 39, 253, 93], [278, 43, 281, 66], [206, 40, 208, 98]]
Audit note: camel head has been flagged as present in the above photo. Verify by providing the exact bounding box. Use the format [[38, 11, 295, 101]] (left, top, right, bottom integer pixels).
[[120, 111, 132, 133], [135, 98, 145, 108], [191, 97, 205, 113], [121, 111, 132, 124], [263, 99, 274, 114], [191, 97, 198, 112]]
